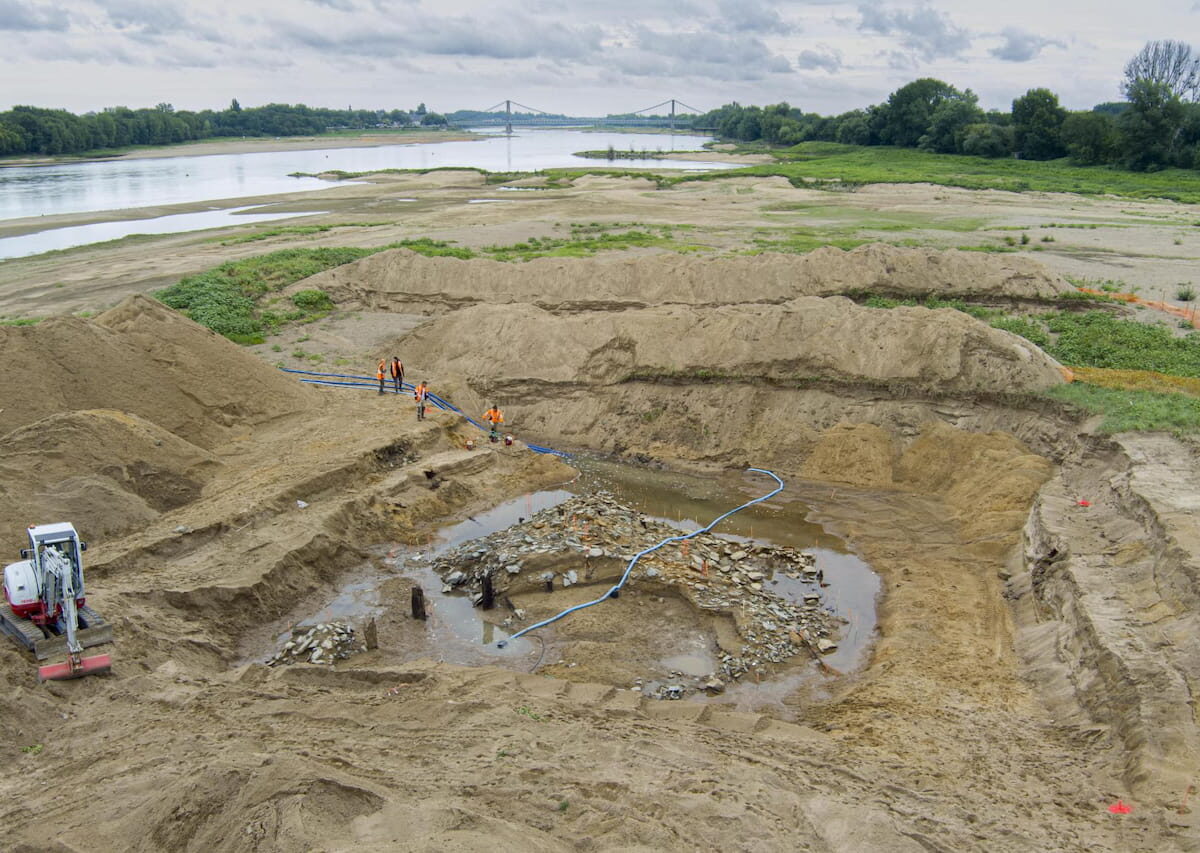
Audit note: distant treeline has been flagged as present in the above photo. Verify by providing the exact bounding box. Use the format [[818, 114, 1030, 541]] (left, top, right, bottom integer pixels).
[[0, 100, 448, 157], [698, 40, 1200, 173]]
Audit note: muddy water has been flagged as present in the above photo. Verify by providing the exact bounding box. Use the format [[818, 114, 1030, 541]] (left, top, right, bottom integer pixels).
[[257, 456, 880, 702]]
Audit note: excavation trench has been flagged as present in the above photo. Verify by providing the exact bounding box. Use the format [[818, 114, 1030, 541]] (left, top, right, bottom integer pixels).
[[248, 455, 880, 705]]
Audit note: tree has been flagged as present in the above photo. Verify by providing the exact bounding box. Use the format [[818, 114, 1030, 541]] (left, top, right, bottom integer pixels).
[[1012, 88, 1067, 160], [230, 98, 242, 112], [959, 123, 1013, 158], [1061, 111, 1117, 165], [918, 94, 983, 154], [877, 78, 969, 148], [1122, 40, 1200, 102], [834, 110, 872, 145], [1119, 78, 1185, 170], [420, 111, 447, 126], [415, 102, 426, 116]]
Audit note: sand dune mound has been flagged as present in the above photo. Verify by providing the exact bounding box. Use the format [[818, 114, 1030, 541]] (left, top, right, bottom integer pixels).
[[400, 297, 1064, 394], [0, 295, 312, 447], [308, 243, 1072, 314], [0, 409, 218, 552]]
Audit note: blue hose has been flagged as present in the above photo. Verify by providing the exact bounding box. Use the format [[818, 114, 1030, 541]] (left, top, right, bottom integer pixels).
[[281, 367, 564, 453], [496, 468, 784, 648]]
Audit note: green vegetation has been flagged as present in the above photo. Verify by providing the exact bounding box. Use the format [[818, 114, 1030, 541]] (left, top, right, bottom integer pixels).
[[20, 744, 43, 755], [0, 101, 434, 158], [1046, 383, 1200, 433], [394, 238, 474, 259], [0, 315, 41, 326], [1177, 284, 1197, 301], [672, 142, 1200, 203], [515, 706, 545, 722], [155, 247, 375, 343], [696, 43, 1200, 173], [483, 228, 699, 261], [216, 222, 387, 245]]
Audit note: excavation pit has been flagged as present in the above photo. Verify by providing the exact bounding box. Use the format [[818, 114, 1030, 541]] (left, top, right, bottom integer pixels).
[[259, 458, 881, 702]]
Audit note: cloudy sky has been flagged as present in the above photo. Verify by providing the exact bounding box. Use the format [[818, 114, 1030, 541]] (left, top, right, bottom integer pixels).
[[3, 0, 1197, 116]]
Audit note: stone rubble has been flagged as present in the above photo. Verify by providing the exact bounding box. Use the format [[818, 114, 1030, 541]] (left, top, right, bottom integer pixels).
[[267, 622, 366, 667], [430, 492, 842, 693]]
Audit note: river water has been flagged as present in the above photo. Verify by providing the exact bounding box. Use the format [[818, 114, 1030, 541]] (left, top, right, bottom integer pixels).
[[0, 129, 723, 259]]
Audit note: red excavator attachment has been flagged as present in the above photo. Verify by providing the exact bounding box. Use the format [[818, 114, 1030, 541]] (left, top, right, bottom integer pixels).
[[38, 652, 112, 682]]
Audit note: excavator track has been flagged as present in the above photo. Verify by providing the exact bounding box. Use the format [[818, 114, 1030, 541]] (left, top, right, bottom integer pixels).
[[0, 605, 112, 660]]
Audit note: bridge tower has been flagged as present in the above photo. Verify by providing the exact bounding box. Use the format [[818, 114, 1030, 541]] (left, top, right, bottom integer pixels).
[[505, 100, 512, 136], [670, 99, 676, 132]]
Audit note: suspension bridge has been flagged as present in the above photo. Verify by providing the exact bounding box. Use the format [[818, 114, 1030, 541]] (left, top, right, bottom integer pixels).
[[463, 99, 711, 133]]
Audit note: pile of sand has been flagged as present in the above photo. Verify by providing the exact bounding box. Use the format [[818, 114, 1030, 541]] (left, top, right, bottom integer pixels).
[[0, 410, 219, 553], [0, 295, 312, 448], [399, 297, 1065, 395], [306, 243, 1073, 314]]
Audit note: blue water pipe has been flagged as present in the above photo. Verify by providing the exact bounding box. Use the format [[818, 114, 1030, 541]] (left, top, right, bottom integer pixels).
[[279, 368, 569, 457], [495, 468, 785, 648]]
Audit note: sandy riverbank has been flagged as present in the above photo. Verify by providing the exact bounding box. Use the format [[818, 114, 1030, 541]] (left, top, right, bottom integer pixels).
[[0, 129, 483, 168]]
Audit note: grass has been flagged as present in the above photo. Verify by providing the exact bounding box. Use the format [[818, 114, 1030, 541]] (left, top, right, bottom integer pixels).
[[1042, 312, 1200, 377], [669, 142, 1200, 204], [155, 247, 376, 343], [483, 228, 700, 261], [154, 226, 703, 341], [215, 222, 388, 245], [1047, 383, 1200, 434], [0, 315, 41, 326]]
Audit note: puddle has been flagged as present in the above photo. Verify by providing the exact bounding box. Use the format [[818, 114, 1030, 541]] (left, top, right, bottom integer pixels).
[[466, 198, 510, 204], [0, 205, 328, 259], [253, 456, 881, 707]]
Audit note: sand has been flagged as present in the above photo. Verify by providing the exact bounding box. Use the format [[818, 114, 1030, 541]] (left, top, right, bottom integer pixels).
[[0, 170, 1198, 850]]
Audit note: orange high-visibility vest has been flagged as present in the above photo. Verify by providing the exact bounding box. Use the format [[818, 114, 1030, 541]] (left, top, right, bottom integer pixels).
[[414, 384, 428, 401], [485, 408, 503, 424], [376, 360, 385, 380]]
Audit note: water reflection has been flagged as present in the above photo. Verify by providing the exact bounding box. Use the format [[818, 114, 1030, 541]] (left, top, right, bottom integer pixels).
[[0, 129, 724, 226]]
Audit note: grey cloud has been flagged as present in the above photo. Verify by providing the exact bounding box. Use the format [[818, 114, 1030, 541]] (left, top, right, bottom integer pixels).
[[796, 45, 842, 72], [717, 0, 797, 34], [0, 0, 68, 31], [614, 27, 792, 81], [274, 14, 603, 62], [98, 0, 187, 35], [307, 0, 359, 10], [857, 3, 970, 61], [989, 27, 1064, 62], [884, 49, 918, 71]]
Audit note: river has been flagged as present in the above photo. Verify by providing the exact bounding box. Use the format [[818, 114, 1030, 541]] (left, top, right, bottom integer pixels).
[[0, 129, 725, 259]]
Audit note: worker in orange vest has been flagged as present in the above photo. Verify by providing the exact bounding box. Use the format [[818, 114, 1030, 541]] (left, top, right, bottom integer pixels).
[[389, 356, 404, 393], [413, 380, 429, 421], [483, 405, 504, 442], [376, 359, 386, 395]]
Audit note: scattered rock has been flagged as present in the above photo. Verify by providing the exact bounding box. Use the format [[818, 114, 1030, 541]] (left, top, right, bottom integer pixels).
[[267, 622, 366, 667]]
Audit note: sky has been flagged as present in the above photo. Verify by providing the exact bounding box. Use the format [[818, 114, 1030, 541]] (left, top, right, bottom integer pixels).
[[2, 0, 1198, 116]]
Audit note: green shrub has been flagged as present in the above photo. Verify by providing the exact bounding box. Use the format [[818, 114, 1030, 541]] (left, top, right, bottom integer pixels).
[[1176, 284, 1196, 302], [1045, 311, 1200, 376], [292, 289, 333, 310]]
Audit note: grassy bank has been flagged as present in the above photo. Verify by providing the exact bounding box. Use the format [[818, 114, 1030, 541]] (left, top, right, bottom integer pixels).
[[672, 142, 1200, 204], [154, 226, 700, 341]]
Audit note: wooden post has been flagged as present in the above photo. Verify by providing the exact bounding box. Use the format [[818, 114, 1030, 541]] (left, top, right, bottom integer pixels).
[[411, 586, 427, 620], [481, 575, 495, 610]]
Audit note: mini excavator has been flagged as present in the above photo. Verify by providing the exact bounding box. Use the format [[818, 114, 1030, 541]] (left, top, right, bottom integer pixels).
[[1, 524, 112, 680]]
